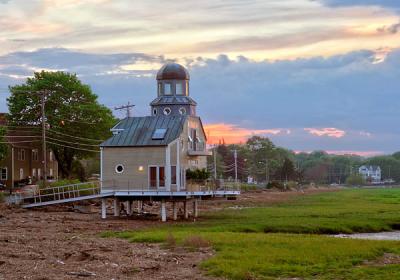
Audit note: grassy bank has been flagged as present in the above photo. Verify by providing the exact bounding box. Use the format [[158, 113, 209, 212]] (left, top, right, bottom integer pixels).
[[103, 188, 400, 279]]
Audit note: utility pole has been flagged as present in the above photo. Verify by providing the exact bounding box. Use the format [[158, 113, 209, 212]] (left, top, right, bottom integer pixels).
[[40, 91, 48, 188], [234, 149, 238, 183], [115, 102, 135, 118], [213, 146, 217, 180]]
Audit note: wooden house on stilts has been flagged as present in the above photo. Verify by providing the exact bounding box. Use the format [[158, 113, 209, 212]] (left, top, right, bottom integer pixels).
[[100, 63, 239, 221]]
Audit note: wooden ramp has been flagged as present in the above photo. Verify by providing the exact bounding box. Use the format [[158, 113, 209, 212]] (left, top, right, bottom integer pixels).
[[16, 181, 113, 208]]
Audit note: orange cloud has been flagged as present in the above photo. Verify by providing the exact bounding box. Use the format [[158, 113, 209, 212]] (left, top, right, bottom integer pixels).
[[304, 127, 346, 138], [204, 123, 288, 144]]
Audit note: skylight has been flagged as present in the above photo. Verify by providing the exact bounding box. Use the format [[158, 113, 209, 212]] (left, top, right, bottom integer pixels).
[[152, 128, 167, 140]]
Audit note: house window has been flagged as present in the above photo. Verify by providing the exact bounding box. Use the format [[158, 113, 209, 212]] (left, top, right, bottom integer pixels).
[[18, 149, 26, 161], [38, 168, 41, 179], [149, 166, 166, 188], [158, 82, 162, 96], [32, 149, 38, 161], [19, 168, 24, 180], [171, 166, 176, 185], [0, 168, 7, 180], [163, 107, 171, 116], [115, 164, 124, 174], [49, 151, 53, 162], [179, 107, 186, 115], [153, 108, 158, 116], [49, 168, 53, 177], [176, 82, 183, 95], [32, 168, 36, 179], [164, 83, 172, 95]]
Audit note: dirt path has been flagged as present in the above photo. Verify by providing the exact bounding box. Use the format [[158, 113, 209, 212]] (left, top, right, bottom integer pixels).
[[0, 187, 335, 280]]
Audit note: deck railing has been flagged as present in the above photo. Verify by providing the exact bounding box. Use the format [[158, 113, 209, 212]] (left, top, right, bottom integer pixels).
[[101, 179, 241, 193], [20, 181, 100, 205]]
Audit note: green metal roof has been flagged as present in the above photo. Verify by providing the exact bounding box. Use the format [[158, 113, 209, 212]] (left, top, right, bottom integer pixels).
[[100, 116, 187, 147]]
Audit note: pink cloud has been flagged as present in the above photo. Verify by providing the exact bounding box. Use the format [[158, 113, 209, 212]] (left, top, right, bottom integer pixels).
[[304, 127, 346, 138], [204, 123, 289, 144]]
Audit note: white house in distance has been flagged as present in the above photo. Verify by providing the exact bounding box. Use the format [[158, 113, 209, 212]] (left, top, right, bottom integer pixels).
[[358, 165, 381, 183], [99, 63, 240, 221]]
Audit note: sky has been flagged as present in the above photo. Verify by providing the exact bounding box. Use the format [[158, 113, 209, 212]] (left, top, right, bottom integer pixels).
[[0, 0, 399, 156]]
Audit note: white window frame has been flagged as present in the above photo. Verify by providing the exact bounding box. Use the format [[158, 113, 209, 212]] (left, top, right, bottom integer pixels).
[[32, 149, 38, 161], [49, 151, 53, 162], [163, 107, 171, 116], [19, 168, 24, 180], [49, 168, 53, 177], [18, 149, 26, 161], [32, 168, 36, 178], [115, 164, 125, 174], [179, 107, 186, 115], [164, 83, 172, 95], [38, 168, 41, 178], [176, 82, 184, 95], [148, 165, 166, 189], [0, 167, 7, 180]]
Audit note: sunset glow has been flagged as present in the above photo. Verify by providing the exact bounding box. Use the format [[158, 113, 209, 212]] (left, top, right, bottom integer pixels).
[[204, 123, 288, 145]]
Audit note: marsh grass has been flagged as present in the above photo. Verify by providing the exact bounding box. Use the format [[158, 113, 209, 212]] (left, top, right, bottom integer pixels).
[[103, 188, 400, 279]]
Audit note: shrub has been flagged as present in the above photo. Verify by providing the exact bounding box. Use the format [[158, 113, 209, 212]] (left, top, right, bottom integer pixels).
[[186, 168, 210, 180], [165, 233, 176, 248], [182, 235, 211, 249], [286, 181, 298, 190], [345, 174, 366, 186], [267, 181, 285, 191]]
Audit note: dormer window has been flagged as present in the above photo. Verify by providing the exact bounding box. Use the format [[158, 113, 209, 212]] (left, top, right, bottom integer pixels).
[[164, 83, 172, 95]]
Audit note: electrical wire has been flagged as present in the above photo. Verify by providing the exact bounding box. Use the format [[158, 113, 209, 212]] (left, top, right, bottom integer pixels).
[[47, 129, 104, 142], [46, 141, 100, 153], [0, 140, 41, 144], [46, 136, 100, 147]]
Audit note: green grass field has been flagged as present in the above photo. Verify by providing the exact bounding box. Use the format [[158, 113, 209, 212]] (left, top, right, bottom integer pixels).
[[103, 188, 400, 279]]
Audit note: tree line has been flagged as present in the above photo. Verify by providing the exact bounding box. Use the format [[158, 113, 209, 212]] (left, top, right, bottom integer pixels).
[[209, 136, 400, 185]]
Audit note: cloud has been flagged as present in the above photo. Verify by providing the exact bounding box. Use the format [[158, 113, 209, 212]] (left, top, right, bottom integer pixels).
[[1, 47, 400, 154], [320, 0, 400, 9], [0, 48, 163, 76], [304, 128, 346, 138], [203, 123, 289, 144], [378, 21, 400, 34]]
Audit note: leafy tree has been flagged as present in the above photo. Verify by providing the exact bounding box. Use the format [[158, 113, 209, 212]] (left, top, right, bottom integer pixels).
[[364, 156, 400, 182], [277, 157, 296, 183], [0, 127, 7, 161], [7, 71, 116, 178], [345, 174, 366, 186]]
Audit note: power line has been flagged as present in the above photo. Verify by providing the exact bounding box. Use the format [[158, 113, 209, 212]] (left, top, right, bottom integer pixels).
[[46, 141, 100, 153], [47, 129, 104, 142], [0, 140, 41, 144], [46, 136, 100, 147]]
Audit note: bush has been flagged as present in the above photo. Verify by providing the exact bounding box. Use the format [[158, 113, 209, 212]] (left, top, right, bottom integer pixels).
[[165, 233, 177, 248], [266, 181, 285, 191], [186, 168, 210, 180], [240, 184, 258, 191], [182, 235, 211, 249], [286, 181, 298, 190], [345, 174, 366, 186]]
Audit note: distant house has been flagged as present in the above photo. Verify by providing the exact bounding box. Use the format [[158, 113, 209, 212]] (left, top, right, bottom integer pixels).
[[0, 113, 58, 188], [358, 165, 381, 183]]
